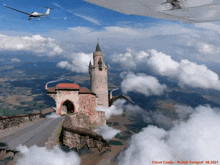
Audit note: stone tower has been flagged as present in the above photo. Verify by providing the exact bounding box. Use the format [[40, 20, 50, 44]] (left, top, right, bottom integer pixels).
[[89, 43, 109, 107]]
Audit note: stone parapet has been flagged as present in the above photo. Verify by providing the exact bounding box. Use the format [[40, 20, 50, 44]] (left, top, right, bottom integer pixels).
[[0, 113, 44, 130]]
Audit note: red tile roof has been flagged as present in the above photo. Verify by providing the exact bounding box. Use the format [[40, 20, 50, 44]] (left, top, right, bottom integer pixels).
[[47, 87, 56, 93], [79, 87, 96, 95], [56, 83, 79, 89]]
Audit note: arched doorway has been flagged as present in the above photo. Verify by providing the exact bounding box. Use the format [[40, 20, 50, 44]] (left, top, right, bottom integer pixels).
[[61, 100, 74, 115]]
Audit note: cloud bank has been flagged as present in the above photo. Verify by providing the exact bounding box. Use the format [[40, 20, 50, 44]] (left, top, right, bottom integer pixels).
[[0, 34, 63, 56], [57, 52, 93, 73], [120, 72, 167, 96], [95, 125, 121, 141], [119, 105, 220, 165], [16, 145, 81, 165], [112, 49, 149, 70], [115, 49, 220, 90], [50, 23, 220, 63]]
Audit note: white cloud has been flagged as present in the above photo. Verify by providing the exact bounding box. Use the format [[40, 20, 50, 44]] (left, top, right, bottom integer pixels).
[[115, 49, 220, 90], [96, 99, 126, 119], [94, 125, 121, 141], [57, 52, 93, 73], [121, 72, 167, 96], [146, 49, 179, 76], [119, 125, 172, 165], [74, 13, 100, 25], [119, 105, 220, 164], [45, 112, 60, 118], [177, 59, 220, 89], [0, 34, 63, 56], [112, 49, 149, 70], [11, 58, 21, 63], [16, 145, 81, 165], [148, 50, 220, 89]]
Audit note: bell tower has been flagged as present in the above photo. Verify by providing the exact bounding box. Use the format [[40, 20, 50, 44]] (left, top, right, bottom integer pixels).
[[89, 43, 109, 107]]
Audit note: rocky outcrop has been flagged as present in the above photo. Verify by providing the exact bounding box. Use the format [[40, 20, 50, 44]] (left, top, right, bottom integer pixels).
[[60, 114, 111, 152], [0, 113, 44, 130]]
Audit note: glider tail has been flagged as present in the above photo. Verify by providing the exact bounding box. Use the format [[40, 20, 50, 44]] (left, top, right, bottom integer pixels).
[[45, 8, 50, 15]]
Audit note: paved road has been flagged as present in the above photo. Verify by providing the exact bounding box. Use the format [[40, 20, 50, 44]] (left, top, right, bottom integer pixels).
[[0, 117, 64, 149]]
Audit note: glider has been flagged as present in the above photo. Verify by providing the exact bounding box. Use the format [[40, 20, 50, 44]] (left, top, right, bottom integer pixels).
[[4, 4, 53, 21]]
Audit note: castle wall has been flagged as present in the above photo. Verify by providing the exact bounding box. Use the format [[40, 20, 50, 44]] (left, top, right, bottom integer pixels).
[[79, 94, 96, 116], [55, 90, 80, 115], [79, 94, 105, 125]]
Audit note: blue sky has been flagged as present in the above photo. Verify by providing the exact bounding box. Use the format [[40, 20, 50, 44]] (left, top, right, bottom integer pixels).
[[1, 0, 170, 33], [1, 0, 220, 75]]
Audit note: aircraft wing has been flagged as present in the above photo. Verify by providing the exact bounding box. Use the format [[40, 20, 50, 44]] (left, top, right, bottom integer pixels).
[[4, 4, 31, 15], [84, 0, 220, 23]]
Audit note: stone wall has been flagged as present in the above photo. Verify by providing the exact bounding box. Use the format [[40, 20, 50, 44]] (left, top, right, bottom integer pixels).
[[69, 113, 91, 129], [0, 113, 44, 130], [60, 114, 110, 152], [79, 94, 96, 115], [61, 129, 111, 152], [95, 111, 106, 125]]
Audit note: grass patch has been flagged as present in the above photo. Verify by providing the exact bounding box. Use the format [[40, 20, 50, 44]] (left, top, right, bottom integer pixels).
[[115, 133, 124, 140], [3, 109, 30, 116], [56, 122, 64, 144], [109, 140, 123, 146], [27, 101, 47, 110]]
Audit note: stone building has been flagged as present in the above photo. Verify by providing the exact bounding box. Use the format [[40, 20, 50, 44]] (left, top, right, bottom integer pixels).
[[46, 43, 108, 126]]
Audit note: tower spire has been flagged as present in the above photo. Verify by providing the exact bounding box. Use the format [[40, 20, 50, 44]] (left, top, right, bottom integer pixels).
[[96, 38, 101, 52]]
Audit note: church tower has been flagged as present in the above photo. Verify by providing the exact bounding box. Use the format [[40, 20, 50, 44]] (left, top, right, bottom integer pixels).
[[89, 43, 109, 107]]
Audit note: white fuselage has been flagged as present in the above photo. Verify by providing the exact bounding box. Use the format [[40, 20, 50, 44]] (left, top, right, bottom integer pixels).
[[30, 12, 48, 17]]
